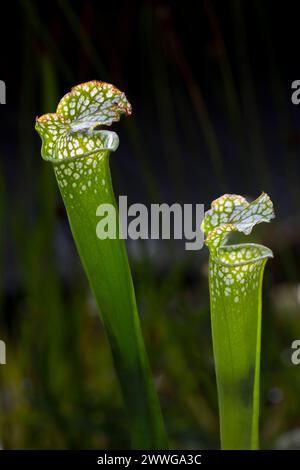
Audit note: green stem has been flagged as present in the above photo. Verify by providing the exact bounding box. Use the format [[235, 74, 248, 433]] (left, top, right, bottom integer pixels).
[[54, 151, 167, 449], [209, 245, 269, 449]]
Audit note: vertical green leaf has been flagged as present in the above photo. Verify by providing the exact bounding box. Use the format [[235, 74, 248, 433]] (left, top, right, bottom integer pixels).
[[35, 81, 167, 449]]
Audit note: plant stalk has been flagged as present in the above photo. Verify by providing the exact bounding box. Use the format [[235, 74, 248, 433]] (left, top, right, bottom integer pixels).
[[53, 151, 167, 449], [209, 247, 269, 449]]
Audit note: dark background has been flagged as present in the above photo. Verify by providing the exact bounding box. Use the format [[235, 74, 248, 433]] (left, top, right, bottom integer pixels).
[[0, 0, 300, 449]]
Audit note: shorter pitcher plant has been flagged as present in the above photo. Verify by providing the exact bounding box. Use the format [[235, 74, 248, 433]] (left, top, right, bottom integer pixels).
[[201, 193, 275, 449]]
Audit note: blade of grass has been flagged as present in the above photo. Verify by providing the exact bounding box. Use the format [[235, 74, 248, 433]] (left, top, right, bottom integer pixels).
[[21, 0, 73, 82], [230, 0, 271, 192], [203, 0, 251, 191], [254, 0, 300, 210], [143, 5, 184, 196], [164, 21, 228, 192]]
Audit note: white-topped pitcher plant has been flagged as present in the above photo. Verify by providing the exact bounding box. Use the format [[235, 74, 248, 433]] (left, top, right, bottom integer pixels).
[[35, 81, 167, 449], [202, 193, 275, 449]]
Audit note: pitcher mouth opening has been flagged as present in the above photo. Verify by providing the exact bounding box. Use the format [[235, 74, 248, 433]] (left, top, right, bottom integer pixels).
[[35, 80, 131, 164], [36, 128, 119, 164], [211, 243, 273, 267]]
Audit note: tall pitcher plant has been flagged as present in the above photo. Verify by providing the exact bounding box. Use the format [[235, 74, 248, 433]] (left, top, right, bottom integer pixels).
[[35, 81, 167, 449], [202, 193, 275, 449]]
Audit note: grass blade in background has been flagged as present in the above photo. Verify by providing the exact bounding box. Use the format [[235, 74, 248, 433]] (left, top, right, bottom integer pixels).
[[35, 81, 167, 449], [202, 193, 275, 449]]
